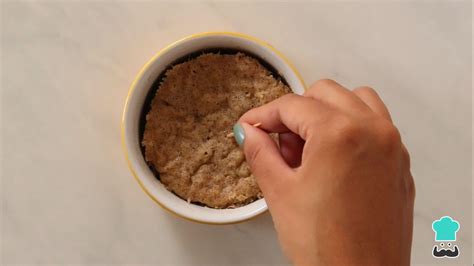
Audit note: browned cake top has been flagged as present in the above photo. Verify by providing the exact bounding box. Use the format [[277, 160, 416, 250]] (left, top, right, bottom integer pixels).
[[142, 53, 291, 208]]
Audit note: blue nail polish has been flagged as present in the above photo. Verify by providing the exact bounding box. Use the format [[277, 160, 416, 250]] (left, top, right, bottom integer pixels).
[[233, 123, 245, 147]]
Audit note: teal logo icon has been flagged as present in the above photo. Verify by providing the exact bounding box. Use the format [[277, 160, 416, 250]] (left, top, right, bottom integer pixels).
[[432, 216, 460, 258], [432, 216, 460, 241]]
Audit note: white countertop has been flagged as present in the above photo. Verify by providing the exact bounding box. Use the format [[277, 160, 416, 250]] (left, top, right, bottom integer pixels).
[[2, 1, 472, 265]]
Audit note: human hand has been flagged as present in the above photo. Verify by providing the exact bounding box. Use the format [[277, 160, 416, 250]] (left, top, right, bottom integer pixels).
[[234, 79, 415, 265]]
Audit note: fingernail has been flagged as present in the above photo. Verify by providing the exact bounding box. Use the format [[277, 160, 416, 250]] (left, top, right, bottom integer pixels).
[[233, 123, 245, 147]]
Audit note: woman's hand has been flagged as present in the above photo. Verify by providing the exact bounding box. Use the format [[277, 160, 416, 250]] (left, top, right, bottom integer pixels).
[[235, 79, 415, 265]]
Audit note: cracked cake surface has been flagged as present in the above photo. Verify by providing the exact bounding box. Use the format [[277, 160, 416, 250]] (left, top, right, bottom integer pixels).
[[142, 53, 291, 208]]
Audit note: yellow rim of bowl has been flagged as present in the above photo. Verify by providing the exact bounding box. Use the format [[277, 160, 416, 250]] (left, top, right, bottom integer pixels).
[[121, 31, 307, 225]]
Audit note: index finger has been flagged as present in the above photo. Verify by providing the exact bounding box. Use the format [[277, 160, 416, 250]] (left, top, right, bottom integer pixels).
[[239, 93, 332, 140]]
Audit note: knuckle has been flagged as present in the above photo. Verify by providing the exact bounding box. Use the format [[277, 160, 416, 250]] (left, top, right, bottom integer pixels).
[[354, 86, 377, 95], [375, 121, 402, 151], [279, 92, 300, 103], [311, 78, 338, 89]]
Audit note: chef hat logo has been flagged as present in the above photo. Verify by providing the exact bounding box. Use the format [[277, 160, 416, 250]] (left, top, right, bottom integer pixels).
[[432, 216, 460, 242]]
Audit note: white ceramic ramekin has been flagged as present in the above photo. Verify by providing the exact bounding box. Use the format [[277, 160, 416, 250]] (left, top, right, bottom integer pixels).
[[122, 32, 306, 224]]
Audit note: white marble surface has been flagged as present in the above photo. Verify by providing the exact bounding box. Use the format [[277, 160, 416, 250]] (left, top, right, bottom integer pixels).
[[1, 1, 472, 265]]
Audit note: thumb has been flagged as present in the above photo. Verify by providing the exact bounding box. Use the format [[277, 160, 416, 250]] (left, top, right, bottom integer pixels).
[[233, 122, 293, 192]]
